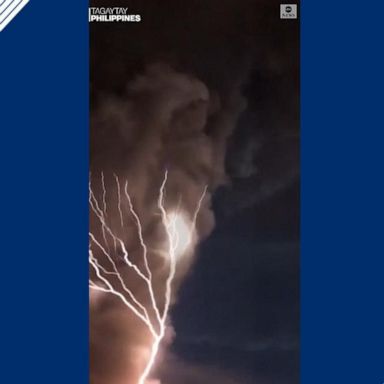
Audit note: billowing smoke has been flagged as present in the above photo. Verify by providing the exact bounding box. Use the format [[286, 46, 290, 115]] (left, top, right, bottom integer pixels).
[[89, 64, 245, 384]]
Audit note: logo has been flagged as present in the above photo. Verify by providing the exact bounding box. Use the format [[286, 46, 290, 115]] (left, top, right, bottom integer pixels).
[[0, 0, 29, 32], [89, 7, 141, 23], [280, 4, 297, 19]]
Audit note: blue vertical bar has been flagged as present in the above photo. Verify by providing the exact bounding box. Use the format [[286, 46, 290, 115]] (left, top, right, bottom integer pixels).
[[0, 1, 89, 383], [301, 1, 384, 383]]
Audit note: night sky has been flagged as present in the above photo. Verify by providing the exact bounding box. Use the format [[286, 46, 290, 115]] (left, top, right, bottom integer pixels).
[[90, 1, 299, 383], [169, 185, 300, 383]]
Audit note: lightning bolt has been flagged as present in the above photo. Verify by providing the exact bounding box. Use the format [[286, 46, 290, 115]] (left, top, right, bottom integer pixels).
[[89, 171, 207, 384]]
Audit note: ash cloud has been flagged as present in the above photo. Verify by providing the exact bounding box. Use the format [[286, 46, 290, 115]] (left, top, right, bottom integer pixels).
[[89, 64, 245, 384], [158, 354, 256, 384], [90, 0, 299, 382]]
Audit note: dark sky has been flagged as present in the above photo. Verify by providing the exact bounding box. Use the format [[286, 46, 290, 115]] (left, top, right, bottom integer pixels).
[[90, 1, 299, 382], [169, 184, 300, 383]]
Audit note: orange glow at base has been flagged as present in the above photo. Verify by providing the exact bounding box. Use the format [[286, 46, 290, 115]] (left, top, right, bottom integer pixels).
[[89, 171, 207, 384]]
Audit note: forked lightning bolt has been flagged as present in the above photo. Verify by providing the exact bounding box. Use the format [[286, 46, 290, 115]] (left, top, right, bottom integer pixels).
[[89, 171, 207, 384]]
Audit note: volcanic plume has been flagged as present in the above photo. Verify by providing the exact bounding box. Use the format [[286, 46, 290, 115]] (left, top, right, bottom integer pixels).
[[89, 64, 245, 384]]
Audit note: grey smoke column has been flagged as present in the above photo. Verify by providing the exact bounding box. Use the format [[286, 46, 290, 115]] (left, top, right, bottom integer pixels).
[[89, 64, 245, 384]]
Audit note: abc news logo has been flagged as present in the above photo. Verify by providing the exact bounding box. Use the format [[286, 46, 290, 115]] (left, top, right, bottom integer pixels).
[[280, 4, 297, 19]]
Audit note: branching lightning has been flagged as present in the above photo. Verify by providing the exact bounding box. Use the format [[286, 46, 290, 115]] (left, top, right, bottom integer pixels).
[[89, 171, 207, 384]]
